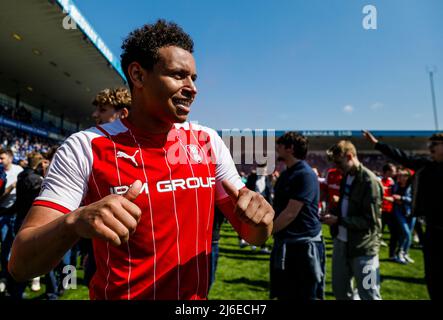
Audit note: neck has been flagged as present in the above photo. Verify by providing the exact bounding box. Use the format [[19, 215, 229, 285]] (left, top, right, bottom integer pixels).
[[285, 157, 299, 169], [126, 107, 173, 135]]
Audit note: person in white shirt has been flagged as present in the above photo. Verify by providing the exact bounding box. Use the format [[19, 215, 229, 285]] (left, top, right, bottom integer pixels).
[[0, 148, 23, 293]]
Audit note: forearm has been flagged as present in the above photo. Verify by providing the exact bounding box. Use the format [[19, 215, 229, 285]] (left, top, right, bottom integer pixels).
[[375, 142, 425, 170], [217, 197, 273, 246], [273, 208, 299, 234], [0, 186, 13, 201], [9, 213, 79, 282], [241, 221, 273, 246]]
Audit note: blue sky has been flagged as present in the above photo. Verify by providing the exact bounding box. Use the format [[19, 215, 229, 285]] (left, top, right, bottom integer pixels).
[[73, 0, 443, 130]]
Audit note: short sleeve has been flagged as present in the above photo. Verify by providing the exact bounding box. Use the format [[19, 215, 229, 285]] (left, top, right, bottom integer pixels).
[[289, 172, 317, 204], [34, 132, 93, 213], [204, 128, 245, 202]]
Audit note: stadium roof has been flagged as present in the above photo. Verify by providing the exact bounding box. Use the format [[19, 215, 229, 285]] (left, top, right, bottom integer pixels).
[[0, 0, 127, 127]]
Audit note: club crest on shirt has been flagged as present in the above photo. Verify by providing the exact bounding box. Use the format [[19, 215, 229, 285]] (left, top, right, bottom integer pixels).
[[185, 144, 203, 163]]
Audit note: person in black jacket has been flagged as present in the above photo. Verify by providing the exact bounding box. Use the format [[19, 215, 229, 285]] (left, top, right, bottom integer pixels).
[[13, 154, 44, 235], [2, 152, 44, 298], [363, 130, 443, 300]]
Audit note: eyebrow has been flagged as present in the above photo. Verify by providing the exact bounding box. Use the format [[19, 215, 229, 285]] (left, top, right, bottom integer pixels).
[[169, 67, 197, 80]]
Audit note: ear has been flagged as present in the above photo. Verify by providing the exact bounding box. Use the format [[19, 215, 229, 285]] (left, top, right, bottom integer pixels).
[[119, 108, 129, 119], [127, 62, 146, 89]]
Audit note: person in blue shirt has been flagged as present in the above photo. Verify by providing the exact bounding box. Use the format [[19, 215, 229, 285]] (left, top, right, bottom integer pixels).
[[270, 132, 325, 300]]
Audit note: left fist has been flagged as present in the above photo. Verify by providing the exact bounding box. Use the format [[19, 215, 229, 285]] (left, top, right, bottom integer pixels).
[[222, 180, 274, 226]]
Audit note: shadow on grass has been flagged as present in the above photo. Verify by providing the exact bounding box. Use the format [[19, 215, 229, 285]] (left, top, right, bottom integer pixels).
[[222, 277, 269, 290], [219, 247, 271, 257], [381, 275, 426, 285], [220, 234, 242, 240], [219, 253, 270, 262], [28, 293, 48, 300]]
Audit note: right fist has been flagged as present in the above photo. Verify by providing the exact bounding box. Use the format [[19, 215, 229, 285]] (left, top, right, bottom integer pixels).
[[66, 180, 143, 246]]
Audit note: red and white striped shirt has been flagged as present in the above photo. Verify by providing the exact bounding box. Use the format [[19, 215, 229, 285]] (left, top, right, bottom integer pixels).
[[34, 118, 244, 300]]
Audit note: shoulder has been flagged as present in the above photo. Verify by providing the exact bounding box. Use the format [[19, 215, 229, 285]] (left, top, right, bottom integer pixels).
[[12, 164, 23, 174], [51, 128, 110, 169], [174, 122, 224, 150], [361, 165, 377, 181], [59, 124, 120, 153], [300, 161, 317, 178], [175, 122, 219, 138], [64, 119, 129, 147], [290, 162, 315, 184], [361, 166, 383, 192]]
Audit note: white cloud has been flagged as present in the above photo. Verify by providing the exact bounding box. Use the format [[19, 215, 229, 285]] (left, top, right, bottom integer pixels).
[[370, 102, 384, 111], [343, 105, 354, 113]]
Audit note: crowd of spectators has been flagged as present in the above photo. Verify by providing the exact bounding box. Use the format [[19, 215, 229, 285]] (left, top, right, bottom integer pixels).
[[0, 128, 55, 163], [236, 153, 405, 178]]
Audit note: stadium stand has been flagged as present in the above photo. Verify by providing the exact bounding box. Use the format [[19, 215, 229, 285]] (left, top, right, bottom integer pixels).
[[0, 0, 127, 144]]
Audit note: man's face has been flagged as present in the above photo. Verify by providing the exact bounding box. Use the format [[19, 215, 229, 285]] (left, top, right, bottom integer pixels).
[[276, 144, 292, 162], [429, 141, 443, 162], [140, 46, 197, 124], [91, 104, 121, 125], [332, 154, 353, 173], [0, 153, 12, 167]]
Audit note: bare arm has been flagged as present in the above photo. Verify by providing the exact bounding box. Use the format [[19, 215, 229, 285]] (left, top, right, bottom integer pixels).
[[272, 199, 304, 234], [363, 130, 429, 170], [0, 182, 16, 201], [9, 181, 143, 282], [218, 181, 274, 246], [8, 206, 79, 281]]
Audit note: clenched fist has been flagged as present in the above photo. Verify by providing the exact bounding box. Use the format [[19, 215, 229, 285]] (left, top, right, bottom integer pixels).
[[222, 180, 274, 226], [65, 180, 143, 246]]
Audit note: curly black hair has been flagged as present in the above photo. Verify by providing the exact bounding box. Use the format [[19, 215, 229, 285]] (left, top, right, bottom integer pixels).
[[120, 19, 194, 89], [276, 132, 309, 160]]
